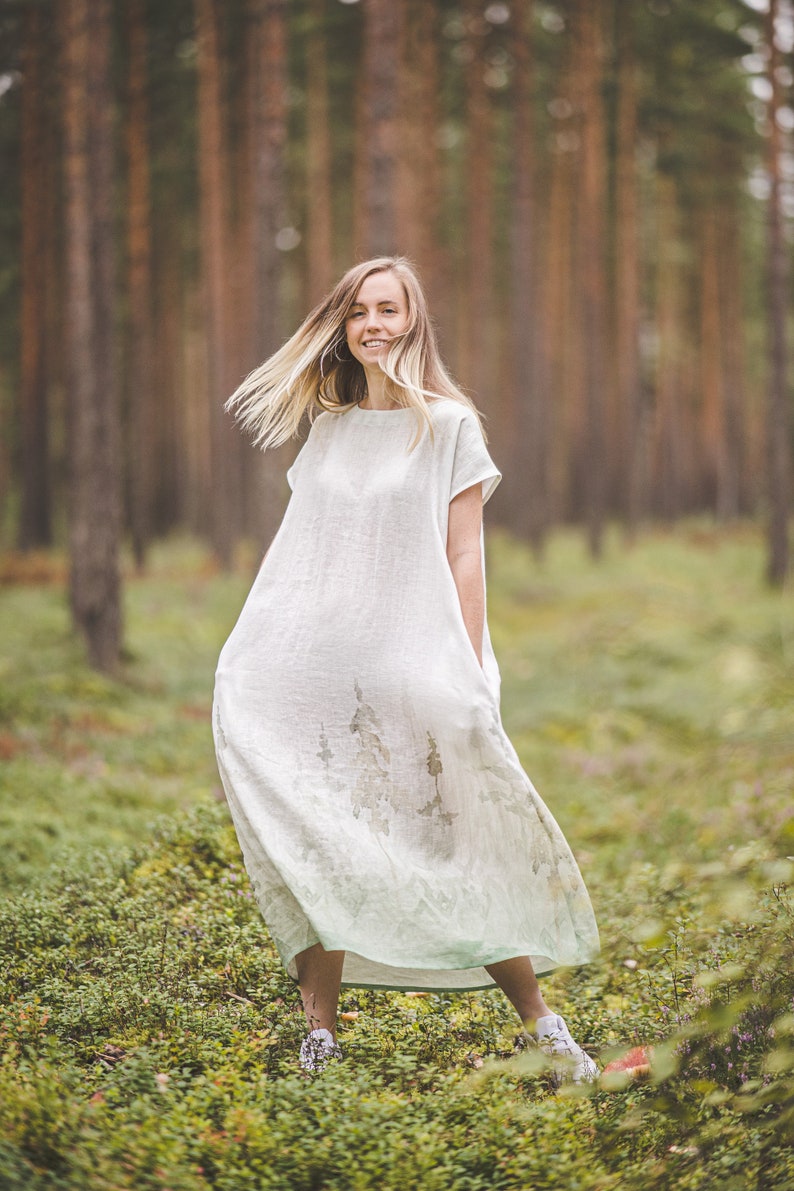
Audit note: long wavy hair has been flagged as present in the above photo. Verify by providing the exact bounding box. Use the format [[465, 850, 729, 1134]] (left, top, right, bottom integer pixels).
[[225, 256, 481, 448]]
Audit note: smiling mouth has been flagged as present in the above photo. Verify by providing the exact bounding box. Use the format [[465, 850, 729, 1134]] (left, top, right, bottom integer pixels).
[[363, 340, 387, 348]]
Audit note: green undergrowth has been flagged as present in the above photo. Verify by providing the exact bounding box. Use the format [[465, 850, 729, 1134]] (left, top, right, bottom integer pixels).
[[0, 523, 793, 1188]]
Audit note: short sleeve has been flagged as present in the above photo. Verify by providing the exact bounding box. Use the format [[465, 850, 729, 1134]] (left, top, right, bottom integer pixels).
[[450, 412, 502, 505], [285, 448, 302, 492], [285, 432, 313, 491]]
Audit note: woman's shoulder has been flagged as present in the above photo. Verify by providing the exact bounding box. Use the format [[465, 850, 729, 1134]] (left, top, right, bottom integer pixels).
[[427, 398, 481, 429]]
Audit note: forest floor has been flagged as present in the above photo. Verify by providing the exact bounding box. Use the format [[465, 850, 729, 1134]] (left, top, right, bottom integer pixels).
[[0, 523, 792, 1189]]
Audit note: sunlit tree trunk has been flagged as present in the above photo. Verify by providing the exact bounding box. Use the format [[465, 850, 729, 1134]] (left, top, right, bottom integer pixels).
[[152, 200, 183, 536], [542, 81, 577, 525], [195, 0, 239, 567], [699, 203, 728, 518], [614, 3, 645, 536], [717, 194, 745, 519], [398, 0, 443, 304], [18, 2, 52, 549], [508, 0, 547, 552], [244, 0, 289, 547], [305, 0, 334, 305], [459, 1, 495, 403], [764, 0, 790, 585], [60, 0, 122, 671], [359, 0, 400, 255], [124, 0, 155, 569], [651, 171, 683, 520], [572, 0, 608, 558]]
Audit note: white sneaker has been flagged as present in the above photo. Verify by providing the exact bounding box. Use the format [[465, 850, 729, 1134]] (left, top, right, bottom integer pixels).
[[299, 1028, 342, 1072], [535, 1014, 599, 1085]]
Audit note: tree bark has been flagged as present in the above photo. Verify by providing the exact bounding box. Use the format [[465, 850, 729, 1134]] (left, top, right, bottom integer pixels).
[[397, 0, 443, 304], [508, 0, 547, 553], [18, 2, 52, 549], [459, 1, 495, 403], [60, 0, 122, 671], [305, 0, 334, 305], [542, 50, 577, 526], [359, 0, 401, 256], [651, 170, 683, 520], [614, 3, 645, 537], [699, 203, 728, 518], [195, 0, 239, 567], [764, 0, 791, 585], [244, 0, 289, 547], [572, 0, 608, 558], [124, 0, 155, 569], [717, 195, 745, 519]]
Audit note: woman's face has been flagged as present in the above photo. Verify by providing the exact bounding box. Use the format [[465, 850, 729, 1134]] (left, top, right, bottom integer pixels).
[[344, 271, 410, 372]]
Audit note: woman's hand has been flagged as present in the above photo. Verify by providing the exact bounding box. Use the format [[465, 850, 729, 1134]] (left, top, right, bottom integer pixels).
[[446, 483, 485, 667]]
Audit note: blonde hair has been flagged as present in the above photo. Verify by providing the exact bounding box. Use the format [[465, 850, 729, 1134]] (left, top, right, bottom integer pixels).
[[225, 256, 481, 447]]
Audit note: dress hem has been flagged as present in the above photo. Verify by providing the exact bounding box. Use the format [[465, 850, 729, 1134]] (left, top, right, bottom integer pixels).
[[282, 936, 598, 993]]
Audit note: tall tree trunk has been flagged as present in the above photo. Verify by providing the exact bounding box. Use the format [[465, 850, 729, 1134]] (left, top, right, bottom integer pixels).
[[699, 203, 728, 518], [60, 0, 122, 671], [459, 1, 495, 403], [508, 0, 547, 553], [614, 2, 645, 536], [359, 0, 400, 256], [573, 0, 608, 558], [244, 0, 289, 547], [651, 170, 683, 520], [764, 0, 791, 585], [124, 0, 155, 569], [305, 0, 334, 305], [397, 0, 443, 304], [542, 68, 577, 525], [195, 0, 239, 567], [151, 145, 185, 536], [717, 195, 745, 519], [18, 2, 52, 549]]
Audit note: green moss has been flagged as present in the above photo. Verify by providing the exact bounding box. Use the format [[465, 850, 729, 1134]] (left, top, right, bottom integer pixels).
[[0, 526, 793, 1187]]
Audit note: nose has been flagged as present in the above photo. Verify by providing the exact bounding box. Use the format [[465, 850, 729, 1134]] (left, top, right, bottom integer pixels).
[[365, 312, 382, 332]]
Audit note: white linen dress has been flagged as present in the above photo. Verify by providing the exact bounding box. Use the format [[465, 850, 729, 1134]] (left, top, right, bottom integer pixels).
[[213, 398, 599, 990]]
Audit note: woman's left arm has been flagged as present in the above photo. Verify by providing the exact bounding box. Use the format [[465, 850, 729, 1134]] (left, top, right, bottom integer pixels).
[[447, 483, 485, 667]]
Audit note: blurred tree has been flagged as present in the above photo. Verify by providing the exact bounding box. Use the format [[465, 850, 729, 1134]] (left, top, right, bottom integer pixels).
[[459, 0, 495, 402], [764, 0, 791, 585], [241, 0, 289, 546], [571, 0, 608, 557], [359, 0, 400, 256], [305, 0, 334, 306], [612, 0, 644, 535], [651, 168, 685, 520], [398, 0, 444, 309], [124, 0, 155, 569], [18, 0, 52, 549], [508, 0, 548, 554], [195, 0, 241, 566], [59, 0, 122, 670]]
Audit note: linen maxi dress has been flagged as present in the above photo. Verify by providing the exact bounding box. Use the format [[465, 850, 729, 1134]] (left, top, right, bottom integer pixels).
[[213, 398, 599, 991]]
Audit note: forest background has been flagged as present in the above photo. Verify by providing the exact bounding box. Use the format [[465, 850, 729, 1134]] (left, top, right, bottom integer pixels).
[[0, 0, 792, 670], [1, 3, 794, 1186]]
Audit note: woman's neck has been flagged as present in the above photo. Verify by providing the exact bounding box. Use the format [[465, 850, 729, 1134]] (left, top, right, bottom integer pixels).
[[360, 367, 397, 410]]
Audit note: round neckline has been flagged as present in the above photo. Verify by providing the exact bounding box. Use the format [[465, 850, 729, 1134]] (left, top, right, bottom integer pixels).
[[351, 403, 416, 415], [349, 397, 445, 416]]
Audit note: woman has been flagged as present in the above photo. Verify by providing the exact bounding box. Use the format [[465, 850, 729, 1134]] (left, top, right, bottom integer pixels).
[[213, 256, 600, 1080]]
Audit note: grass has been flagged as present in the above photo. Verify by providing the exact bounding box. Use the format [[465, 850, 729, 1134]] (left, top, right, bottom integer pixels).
[[0, 522, 793, 1189]]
